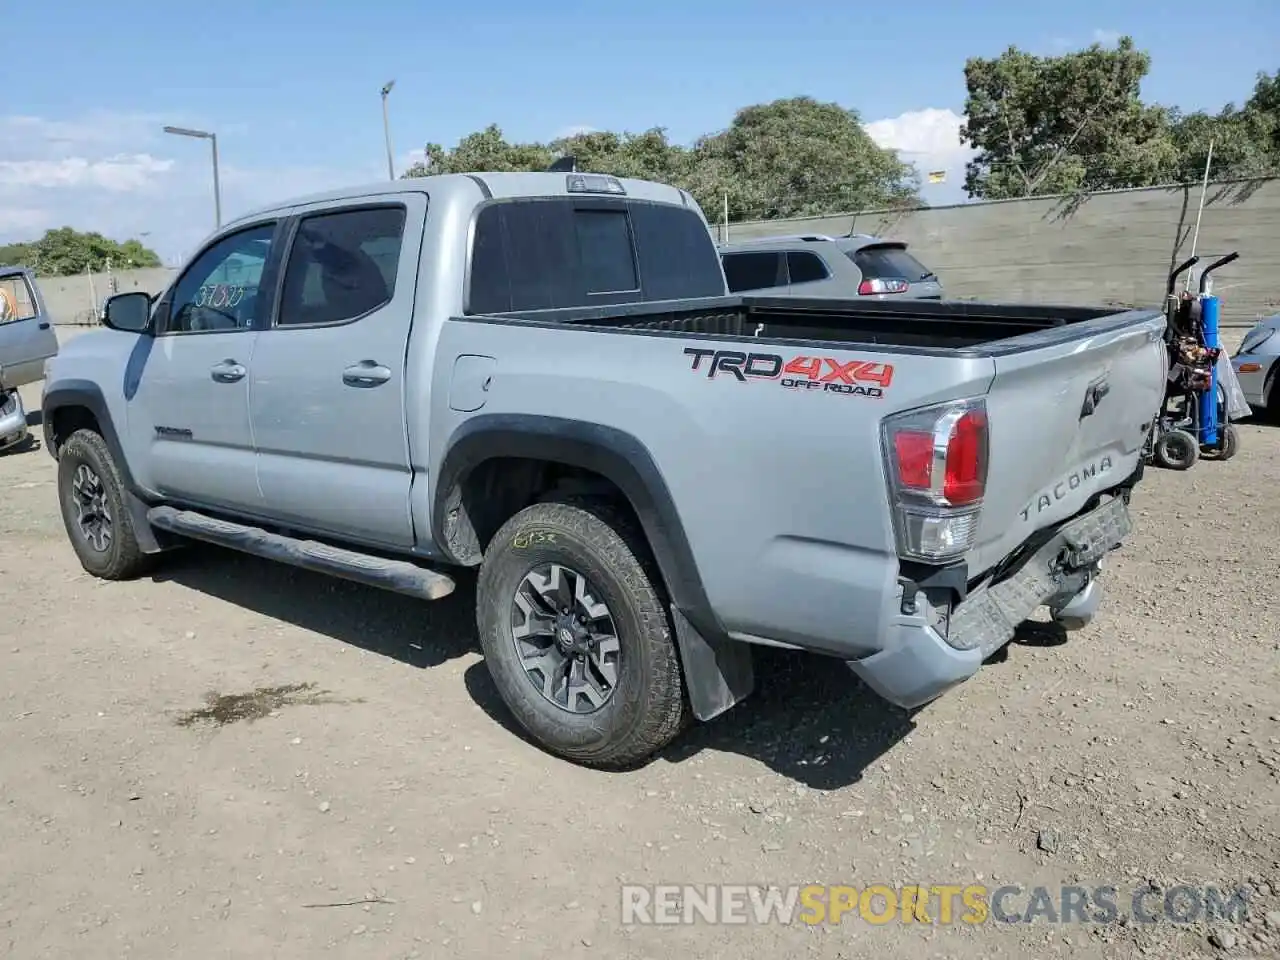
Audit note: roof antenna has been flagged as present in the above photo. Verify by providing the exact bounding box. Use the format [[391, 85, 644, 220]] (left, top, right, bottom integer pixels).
[[547, 154, 577, 173]]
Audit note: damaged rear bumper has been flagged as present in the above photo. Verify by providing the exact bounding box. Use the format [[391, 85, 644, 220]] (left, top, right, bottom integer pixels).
[[848, 495, 1131, 709]]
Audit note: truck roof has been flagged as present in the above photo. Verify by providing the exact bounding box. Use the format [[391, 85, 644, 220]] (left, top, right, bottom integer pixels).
[[225, 172, 697, 230]]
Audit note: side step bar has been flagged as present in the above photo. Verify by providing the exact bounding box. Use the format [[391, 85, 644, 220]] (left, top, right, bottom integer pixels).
[[147, 506, 456, 601]]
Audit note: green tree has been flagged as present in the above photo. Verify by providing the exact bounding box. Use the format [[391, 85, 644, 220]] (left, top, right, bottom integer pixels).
[[1169, 70, 1280, 181], [960, 37, 1176, 199], [402, 123, 553, 176], [0, 241, 36, 267], [2, 228, 162, 275], [687, 97, 918, 220], [400, 97, 918, 222]]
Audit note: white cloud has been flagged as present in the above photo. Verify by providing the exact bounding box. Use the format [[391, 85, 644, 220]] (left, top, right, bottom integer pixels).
[[0, 154, 173, 191], [1092, 28, 1122, 45], [863, 107, 975, 204], [0, 112, 374, 262]]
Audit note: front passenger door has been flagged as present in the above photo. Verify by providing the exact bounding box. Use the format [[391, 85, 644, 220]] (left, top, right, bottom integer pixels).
[[124, 222, 279, 511]]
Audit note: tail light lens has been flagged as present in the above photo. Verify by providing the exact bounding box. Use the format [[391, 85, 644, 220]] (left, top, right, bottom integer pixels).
[[858, 278, 910, 295], [881, 398, 989, 562]]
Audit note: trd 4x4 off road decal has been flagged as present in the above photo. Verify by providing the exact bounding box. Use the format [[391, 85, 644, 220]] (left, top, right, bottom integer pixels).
[[683, 347, 893, 399]]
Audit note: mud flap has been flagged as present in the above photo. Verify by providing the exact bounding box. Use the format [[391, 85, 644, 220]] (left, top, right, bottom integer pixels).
[[671, 607, 755, 721], [124, 491, 171, 555]]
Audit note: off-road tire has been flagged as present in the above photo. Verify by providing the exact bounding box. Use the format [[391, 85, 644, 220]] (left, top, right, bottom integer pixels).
[[56, 429, 149, 580], [476, 498, 690, 768], [1153, 428, 1199, 471]]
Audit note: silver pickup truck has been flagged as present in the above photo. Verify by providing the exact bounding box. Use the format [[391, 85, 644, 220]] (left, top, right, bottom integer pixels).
[[41, 172, 1166, 767]]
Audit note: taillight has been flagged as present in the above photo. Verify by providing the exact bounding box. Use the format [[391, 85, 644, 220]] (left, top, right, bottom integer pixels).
[[881, 399, 989, 562], [859, 278, 910, 295]]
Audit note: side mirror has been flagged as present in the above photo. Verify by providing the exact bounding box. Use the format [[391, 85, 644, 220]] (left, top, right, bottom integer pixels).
[[102, 291, 153, 334]]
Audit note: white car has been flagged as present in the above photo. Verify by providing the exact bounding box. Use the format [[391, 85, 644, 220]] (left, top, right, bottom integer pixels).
[[1231, 313, 1280, 417]]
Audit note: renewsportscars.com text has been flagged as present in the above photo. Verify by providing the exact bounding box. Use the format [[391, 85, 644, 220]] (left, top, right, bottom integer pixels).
[[621, 883, 1251, 927]]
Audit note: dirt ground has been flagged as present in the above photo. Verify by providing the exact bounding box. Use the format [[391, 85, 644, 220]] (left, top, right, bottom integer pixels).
[[2, 334, 1278, 960]]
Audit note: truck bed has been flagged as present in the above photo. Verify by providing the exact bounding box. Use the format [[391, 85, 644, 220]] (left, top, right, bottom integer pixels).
[[491, 296, 1148, 353]]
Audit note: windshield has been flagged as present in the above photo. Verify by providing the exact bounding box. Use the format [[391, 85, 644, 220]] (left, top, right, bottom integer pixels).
[[847, 245, 935, 283]]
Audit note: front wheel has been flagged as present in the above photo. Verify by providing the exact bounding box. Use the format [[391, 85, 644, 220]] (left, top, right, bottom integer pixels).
[[475, 498, 690, 768], [1153, 428, 1199, 471], [56, 429, 149, 580]]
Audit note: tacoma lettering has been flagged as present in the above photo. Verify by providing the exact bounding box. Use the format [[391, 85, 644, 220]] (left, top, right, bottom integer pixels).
[[1020, 456, 1114, 521]]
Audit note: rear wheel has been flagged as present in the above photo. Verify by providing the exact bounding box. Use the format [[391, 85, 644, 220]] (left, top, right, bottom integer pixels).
[[1153, 428, 1199, 470], [475, 498, 690, 768], [56, 429, 149, 580]]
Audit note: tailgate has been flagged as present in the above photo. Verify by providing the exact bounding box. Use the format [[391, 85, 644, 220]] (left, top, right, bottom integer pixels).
[[969, 309, 1166, 575]]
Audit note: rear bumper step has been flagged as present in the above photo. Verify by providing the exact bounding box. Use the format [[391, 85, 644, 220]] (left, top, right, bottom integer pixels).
[[147, 506, 456, 601], [947, 494, 1130, 657]]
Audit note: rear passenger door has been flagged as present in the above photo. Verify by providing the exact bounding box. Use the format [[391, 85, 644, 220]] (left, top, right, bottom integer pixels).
[[248, 196, 426, 548]]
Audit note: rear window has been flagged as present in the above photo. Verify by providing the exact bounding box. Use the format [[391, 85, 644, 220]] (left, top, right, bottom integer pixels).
[[573, 209, 638, 294], [467, 198, 725, 314], [0, 273, 39, 324], [720, 251, 785, 293], [848, 244, 933, 282]]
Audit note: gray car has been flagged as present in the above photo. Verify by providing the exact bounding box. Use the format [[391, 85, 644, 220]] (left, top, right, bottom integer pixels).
[[718, 233, 944, 300], [1231, 312, 1280, 416], [0, 265, 59, 450]]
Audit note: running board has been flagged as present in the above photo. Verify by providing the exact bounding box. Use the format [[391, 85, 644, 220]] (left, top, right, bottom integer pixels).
[[146, 506, 456, 601]]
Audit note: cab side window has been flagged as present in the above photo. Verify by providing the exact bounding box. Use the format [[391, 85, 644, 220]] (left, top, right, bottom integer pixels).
[[277, 206, 407, 327], [166, 224, 276, 334]]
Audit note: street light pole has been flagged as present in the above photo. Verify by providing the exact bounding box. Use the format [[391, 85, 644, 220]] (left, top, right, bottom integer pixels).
[[381, 80, 396, 181], [163, 125, 222, 229]]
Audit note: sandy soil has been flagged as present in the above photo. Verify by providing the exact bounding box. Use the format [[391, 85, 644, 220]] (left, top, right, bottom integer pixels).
[[2, 334, 1278, 959]]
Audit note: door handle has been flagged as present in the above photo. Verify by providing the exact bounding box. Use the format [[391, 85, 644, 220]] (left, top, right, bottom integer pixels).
[[38, 321, 50, 330], [343, 360, 392, 387], [210, 359, 246, 383]]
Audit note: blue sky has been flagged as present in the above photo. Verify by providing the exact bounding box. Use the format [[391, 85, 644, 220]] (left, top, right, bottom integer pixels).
[[3, 0, 1276, 261]]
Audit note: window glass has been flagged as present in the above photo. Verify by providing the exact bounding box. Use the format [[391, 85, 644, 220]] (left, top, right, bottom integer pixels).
[[468, 204, 512, 314], [278, 207, 406, 326], [721, 251, 784, 292], [168, 224, 274, 333], [787, 251, 829, 284], [630, 203, 726, 300], [848, 245, 933, 282], [502, 200, 578, 311], [467, 198, 724, 314], [573, 209, 638, 294], [0, 274, 38, 324]]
